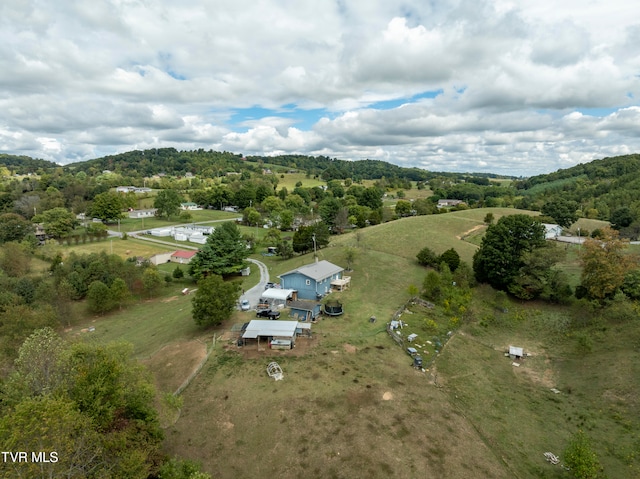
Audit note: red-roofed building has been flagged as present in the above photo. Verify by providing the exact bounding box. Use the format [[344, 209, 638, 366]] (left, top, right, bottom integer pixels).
[[171, 250, 197, 264]]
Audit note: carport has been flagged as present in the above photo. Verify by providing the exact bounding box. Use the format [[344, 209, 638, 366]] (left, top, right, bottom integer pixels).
[[261, 288, 297, 308]]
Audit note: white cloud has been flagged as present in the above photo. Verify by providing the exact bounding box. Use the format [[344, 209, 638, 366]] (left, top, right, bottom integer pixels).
[[0, 0, 639, 175]]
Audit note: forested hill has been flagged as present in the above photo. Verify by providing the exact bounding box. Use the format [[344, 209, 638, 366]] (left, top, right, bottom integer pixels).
[[249, 154, 432, 181], [64, 148, 436, 181], [513, 154, 640, 221], [0, 154, 60, 173], [4, 148, 517, 183]]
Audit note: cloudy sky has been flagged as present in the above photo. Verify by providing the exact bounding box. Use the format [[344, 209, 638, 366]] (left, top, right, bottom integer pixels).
[[1, 0, 639, 176]]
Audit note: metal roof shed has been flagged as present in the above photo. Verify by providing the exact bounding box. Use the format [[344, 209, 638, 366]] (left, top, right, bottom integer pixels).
[[509, 346, 524, 359], [242, 320, 298, 340]]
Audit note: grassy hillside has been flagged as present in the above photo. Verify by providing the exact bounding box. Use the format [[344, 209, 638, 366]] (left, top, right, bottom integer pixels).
[[74, 208, 640, 478]]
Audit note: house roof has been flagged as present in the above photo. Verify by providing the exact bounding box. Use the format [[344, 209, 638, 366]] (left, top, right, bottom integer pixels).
[[172, 250, 197, 259], [242, 320, 298, 339], [279, 260, 344, 282]]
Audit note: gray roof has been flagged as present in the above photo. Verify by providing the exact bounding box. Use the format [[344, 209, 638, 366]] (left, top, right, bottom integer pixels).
[[279, 260, 343, 282], [242, 320, 298, 339]]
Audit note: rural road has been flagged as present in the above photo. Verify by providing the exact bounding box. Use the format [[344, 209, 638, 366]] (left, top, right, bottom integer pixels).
[[112, 222, 270, 308], [243, 258, 270, 309]]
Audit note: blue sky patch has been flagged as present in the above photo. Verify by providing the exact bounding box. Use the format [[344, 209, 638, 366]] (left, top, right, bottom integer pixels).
[[228, 106, 330, 131], [369, 90, 443, 110]]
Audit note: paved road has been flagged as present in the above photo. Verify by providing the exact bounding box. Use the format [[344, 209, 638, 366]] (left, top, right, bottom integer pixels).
[[243, 258, 270, 309]]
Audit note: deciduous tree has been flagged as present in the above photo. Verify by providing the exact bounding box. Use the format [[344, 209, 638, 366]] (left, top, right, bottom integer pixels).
[[191, 274, 240, 327], [579, 227, 636, 301], [564, 430, 603, 479], [90, 191, 124, 223], [473, 214, 546, 291], [154, 189, 184, 220], [541, 198, 579, 228], [0, 213, 33, 243], [34, 207, 77, 238]]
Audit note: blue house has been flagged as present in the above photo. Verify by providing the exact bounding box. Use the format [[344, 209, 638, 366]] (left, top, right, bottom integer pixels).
[[279, 260, 345, 300]]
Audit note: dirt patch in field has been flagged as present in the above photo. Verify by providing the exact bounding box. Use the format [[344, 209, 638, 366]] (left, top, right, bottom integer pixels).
[[162, 296, 179, 303], [343, 343, 357, 354], [142, 340, 208, 393], [457, 224, 485, 240], [514, 359, 557, 389]]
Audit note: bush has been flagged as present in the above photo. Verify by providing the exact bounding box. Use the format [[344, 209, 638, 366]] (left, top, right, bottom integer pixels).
[[172, 266, 185, 279], [417, 247, 439, 267]]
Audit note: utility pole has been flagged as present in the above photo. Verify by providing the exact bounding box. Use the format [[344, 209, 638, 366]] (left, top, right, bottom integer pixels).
[[312, 233, 317, 260]]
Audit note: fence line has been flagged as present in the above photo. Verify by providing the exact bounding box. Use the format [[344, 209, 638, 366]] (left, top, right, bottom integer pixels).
[[174, 336, 217, 396]]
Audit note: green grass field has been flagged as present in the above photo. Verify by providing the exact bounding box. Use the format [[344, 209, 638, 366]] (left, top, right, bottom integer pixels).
[[70, 208, 640, 478]]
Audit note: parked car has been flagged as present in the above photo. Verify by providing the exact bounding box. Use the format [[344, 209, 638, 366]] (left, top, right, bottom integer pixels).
[[240, 299, 251, 311], [264, 282, 279, 290], [256, 309, 280, 320]]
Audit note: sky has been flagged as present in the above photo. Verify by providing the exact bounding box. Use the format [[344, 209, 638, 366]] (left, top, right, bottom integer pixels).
[[1, 0, 639, 177]]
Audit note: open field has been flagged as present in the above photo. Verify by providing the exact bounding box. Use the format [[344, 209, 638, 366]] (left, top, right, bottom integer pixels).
[[273, 172, 326, 191], [58, 236, 175, 258], [328, 208, 538, 264], [73, 208, 640, 478]]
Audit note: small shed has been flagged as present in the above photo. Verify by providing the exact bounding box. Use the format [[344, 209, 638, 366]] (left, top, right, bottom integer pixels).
[[288, 300, 322, 322], [509, 346, 524, 360], [149, 251, 174, 265], [295, 322, 312, 337]]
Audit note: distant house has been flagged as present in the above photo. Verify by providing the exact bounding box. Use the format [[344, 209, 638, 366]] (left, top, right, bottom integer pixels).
[[437, 199, 465, 209], [170, 250, 197, 264], [180, 202, 200, 211], [279, 260, 344, 300], [117, 186, 152, 194], [543, 223, 563, 239], [128, 208, 157, 219]]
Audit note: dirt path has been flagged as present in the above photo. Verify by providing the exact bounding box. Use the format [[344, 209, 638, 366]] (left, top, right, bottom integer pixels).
[[456, 223, 486, 241]]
